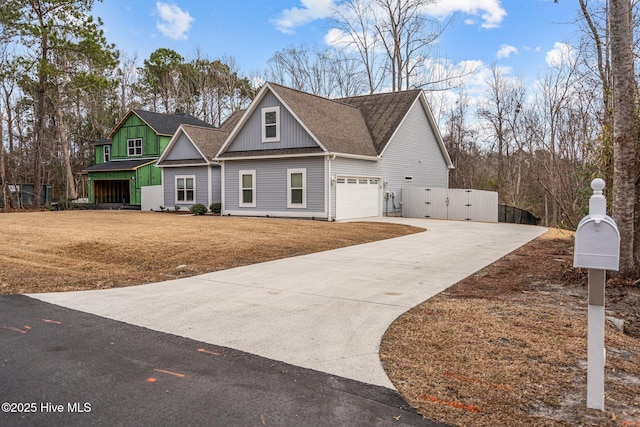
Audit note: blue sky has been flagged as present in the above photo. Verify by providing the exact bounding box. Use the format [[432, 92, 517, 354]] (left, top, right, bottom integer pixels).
[[92, 0, 581, 98]]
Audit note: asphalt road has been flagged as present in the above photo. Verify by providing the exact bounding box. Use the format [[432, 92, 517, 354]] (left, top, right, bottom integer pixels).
[[0, 295, 444, 427]]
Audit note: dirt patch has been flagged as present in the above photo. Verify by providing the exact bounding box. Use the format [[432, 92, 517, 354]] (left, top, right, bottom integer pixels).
[[381, 229, 640, 426], [0, 211, 421, 294]]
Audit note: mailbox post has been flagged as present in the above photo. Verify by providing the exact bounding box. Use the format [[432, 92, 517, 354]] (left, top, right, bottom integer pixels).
[[573, 178, 620, 411]]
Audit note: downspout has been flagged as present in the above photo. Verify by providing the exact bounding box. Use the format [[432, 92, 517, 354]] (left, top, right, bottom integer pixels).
[[161, 167, 165, 209], [207, 163, 212, 209], [328, 154, 336, 221], [220, 160, 226, 215]]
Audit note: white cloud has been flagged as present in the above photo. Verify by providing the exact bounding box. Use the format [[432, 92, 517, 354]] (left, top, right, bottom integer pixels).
[[324, 27, 348, 46], [273, 0, 336, 34], [497, 44, 518, 59], [155, 1, 194, 40], [423, 0, 506, 29], [545, 42, 575, 67]]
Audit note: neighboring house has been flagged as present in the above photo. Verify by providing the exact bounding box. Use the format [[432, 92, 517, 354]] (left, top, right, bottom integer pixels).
[[155, 110, 244, 210], [213, 82, 453, 221], [83, 110, 212, 206], [0, 184, 52, 208]]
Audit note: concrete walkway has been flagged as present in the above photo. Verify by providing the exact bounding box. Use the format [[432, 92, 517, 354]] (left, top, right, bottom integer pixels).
[[32, 218, 546, 389]]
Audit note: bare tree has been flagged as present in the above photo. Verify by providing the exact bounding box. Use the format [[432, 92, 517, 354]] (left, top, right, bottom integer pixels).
[[442, 93, 482, 189], [267, 45, 338, 97], [373, 0, 443, 91], [331, 0, 386, 93], [477, 66, 526, 203]]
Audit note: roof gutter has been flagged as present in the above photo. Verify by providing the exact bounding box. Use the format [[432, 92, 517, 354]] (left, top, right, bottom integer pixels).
[[329, 152, 381, 161]]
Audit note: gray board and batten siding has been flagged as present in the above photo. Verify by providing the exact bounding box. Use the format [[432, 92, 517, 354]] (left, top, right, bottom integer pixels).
[[162, 132, 206, 162], [226, 91, 320, 153], [223, 157, 326, 217]]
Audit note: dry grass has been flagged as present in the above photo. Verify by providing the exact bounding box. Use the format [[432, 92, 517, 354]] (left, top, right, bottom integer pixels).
[[381, 230, 640, 427], [0, 210, 421, 294], [4, 212, 639, 425]]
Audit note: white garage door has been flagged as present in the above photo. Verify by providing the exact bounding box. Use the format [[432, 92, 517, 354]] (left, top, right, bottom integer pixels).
[[335, 177, 381, 220]]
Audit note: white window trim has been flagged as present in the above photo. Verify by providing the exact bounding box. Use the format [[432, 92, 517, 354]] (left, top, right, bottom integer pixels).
[[239, 170, 256, 208], [103, 145, 110, 162], [127, 138, 142, 156], [287, 168, 307, 209], [175, 175, 196, 204], [261, 107, 280, 143]]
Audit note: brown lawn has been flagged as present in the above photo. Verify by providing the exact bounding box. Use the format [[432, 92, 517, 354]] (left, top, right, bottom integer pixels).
[[381, 229, 640, 426], [2, 211, 638, 426], [0, 210, 421, 294]]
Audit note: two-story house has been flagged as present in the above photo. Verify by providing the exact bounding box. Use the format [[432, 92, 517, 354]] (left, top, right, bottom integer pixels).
[[83, 110, 212, 207]]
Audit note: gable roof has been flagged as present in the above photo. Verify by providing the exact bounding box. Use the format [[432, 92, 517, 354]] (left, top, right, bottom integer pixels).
[[157, 124, 231, 166], [269, 83, 377, 157], [338, 90, 422, 155], [216, 82, 451, 167], [108, 110, 213, 138]]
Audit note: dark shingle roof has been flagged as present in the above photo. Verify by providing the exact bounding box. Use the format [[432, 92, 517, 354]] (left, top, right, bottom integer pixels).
[[91, 138, 112, 146], [220, 110, 245, 131], [108, 110, 213, 138], [339, 90, 422, 154], [269, 83, 378, 157], [157, 110, 248, 166], [179, 125, 229, 159], [82, 159, 155, 173], [218, 83, 441, 160], [134, 110, 213, 135]]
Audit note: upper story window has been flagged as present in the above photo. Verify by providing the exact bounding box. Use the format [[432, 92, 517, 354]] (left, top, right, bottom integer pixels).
[[103, 145, 110, 162], [262, 107, 280, 143], [127, 138, 142, 156]]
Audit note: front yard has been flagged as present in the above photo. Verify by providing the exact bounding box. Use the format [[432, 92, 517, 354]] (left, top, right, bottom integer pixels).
[[0, 211, 420, 294], [2, 211, 638, 426]]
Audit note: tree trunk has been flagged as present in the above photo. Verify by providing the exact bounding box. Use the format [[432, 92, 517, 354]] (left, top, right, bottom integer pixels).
[[56, 82, 77, 200], [610, 0, 637, 275], [0, 109, 9, 212]]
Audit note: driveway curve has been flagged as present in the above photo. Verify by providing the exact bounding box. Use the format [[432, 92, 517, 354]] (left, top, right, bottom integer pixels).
[[32, 218, 546, 389]]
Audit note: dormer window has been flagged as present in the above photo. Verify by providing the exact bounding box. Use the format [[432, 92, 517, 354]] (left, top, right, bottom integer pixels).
[[127, 138, 142, 156], [104, 145, 110, 162], [262, 107, 280, 142]]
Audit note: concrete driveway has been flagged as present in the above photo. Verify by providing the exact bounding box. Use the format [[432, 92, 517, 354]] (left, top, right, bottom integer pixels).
[[32, 218, 546, 389]]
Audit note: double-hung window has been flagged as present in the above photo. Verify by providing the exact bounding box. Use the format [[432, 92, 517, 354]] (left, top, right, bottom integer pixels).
[[103, 145, 110, 162], [287, 168, 306, 208], [176, 176, 195, 203], [239, 170, 256, 207], [262, 107, 280, 142], [127, 138, 142, 156]]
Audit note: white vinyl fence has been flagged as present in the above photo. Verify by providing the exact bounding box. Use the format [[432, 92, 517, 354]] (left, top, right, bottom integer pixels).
[[141, 185, 163, 211], [402, 188, 498, 223]]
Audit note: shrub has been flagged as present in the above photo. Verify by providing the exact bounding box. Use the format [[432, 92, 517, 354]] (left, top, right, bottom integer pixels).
[[189, 203, 208, 215], [210, 202, 221, 214]]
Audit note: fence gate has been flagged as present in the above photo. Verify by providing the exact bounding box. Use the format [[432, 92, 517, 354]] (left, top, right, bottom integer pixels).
[[402, 188, 498, 223]]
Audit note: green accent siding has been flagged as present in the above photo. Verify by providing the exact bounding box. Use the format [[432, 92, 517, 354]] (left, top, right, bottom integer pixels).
[[95, 146, 105, 164], [110, 114, 164, 159], [159, 136, 171, 154], [88, 113, 179, 205]]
